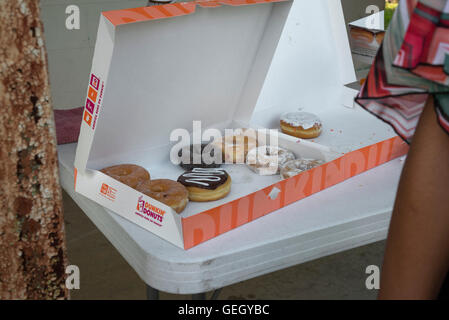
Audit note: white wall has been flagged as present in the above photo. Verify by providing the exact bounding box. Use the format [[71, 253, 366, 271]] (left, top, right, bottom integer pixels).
[[40, 0, 147, 109], [40, 0, 384, 110]]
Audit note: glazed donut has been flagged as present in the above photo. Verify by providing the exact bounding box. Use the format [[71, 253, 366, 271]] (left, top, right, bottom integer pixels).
[[213, 128, 258, 164], [375, 31, 385, 45], [100, 164, 150, 189], [177, 168, 231, 202], [350, 27, 375, 44], [136, 179, 189, 213], [280, 159, 325, 180], [178, 143, 222, 170], [246, 146, 296, 175], [280, 112, 322, 139]]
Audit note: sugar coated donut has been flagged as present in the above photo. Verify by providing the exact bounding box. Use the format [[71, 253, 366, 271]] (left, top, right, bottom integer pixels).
[[100, 164, 150, 189], [212, 128, 258, 164], [280, 159, 325, 180], [246, 146, 296, 175], [178, 143, 222, 170], [177, 168, 231, 202], [280, 112, 322, 139], [136, 179, 189, 213]]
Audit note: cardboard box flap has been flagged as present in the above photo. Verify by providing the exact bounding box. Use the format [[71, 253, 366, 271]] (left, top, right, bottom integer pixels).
[[249, 0, 357, 124], [349, 10, 384, 32], [80, 0, 292, 169], [103, 0, 290, 26]]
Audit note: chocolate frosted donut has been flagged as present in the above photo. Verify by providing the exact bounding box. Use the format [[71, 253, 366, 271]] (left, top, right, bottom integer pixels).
[[178, 168, 228, 189], [177, 168, 231, 202], [178, 144, 222, 170]]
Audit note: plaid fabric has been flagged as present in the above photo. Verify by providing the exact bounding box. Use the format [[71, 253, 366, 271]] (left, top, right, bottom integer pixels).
[[356, 0, 449, 143], [53, 107, 83, 145]]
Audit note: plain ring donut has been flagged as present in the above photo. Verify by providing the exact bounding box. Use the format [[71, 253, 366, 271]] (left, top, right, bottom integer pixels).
[[100, 164, 150, 189], [136, 179, 189, 213], [212, 128, 258, 164]]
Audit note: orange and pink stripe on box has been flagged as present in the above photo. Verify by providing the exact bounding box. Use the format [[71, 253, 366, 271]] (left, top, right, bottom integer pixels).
[[181, 136, 408, 249], [103, 0, 289, 26]]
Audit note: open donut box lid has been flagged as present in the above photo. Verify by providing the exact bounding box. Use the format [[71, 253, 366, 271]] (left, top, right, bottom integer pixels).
[[349, 9, 385, 33], [74, 0, 408, 250]]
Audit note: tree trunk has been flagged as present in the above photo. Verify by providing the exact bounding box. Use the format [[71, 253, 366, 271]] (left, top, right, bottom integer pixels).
[[0, 0, 68, 299]]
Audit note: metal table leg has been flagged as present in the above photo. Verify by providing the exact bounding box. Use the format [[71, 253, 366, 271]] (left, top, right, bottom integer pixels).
[[211, 288, 222, 300], [146, 285, 221, 300], [192, 289, 221, 300], [192, 292, 207, 300], [146, 285, 160, 300]]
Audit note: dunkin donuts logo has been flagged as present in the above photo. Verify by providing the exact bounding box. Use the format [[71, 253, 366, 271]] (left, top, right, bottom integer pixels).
[[136, 196, 166, 226], [100, 183, 116, 201], [83, 74, 102, 129]]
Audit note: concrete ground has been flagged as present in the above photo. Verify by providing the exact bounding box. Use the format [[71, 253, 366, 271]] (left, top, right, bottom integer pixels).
[[63, 190, 384, 300]]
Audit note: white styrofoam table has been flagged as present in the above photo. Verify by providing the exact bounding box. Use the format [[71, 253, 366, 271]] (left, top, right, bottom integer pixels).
[[58, 142, 403, 295]]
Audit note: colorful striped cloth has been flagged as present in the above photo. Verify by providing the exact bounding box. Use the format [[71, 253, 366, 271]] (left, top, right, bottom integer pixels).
[[355, 0, 449, 143]]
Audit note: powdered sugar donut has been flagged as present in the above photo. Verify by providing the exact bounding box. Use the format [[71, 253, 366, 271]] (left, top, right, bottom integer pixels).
[[280, 112, 322, 139], [280, 159, 325, 179], [246, 146, 296, 175]]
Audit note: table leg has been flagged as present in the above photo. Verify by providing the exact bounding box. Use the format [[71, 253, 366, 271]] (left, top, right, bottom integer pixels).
[[146, 286, 221, 300], [192, 288, 222, 300], [210, 288, 222, 300], [192, 293, 206, 300], [146, 285, 160, 300]]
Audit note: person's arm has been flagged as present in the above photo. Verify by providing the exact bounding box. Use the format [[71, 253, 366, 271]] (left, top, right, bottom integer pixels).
[[379, 95, 449, 299]]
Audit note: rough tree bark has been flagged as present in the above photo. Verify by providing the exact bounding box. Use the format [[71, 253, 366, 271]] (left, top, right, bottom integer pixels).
[[0, 0, 68, 299]]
